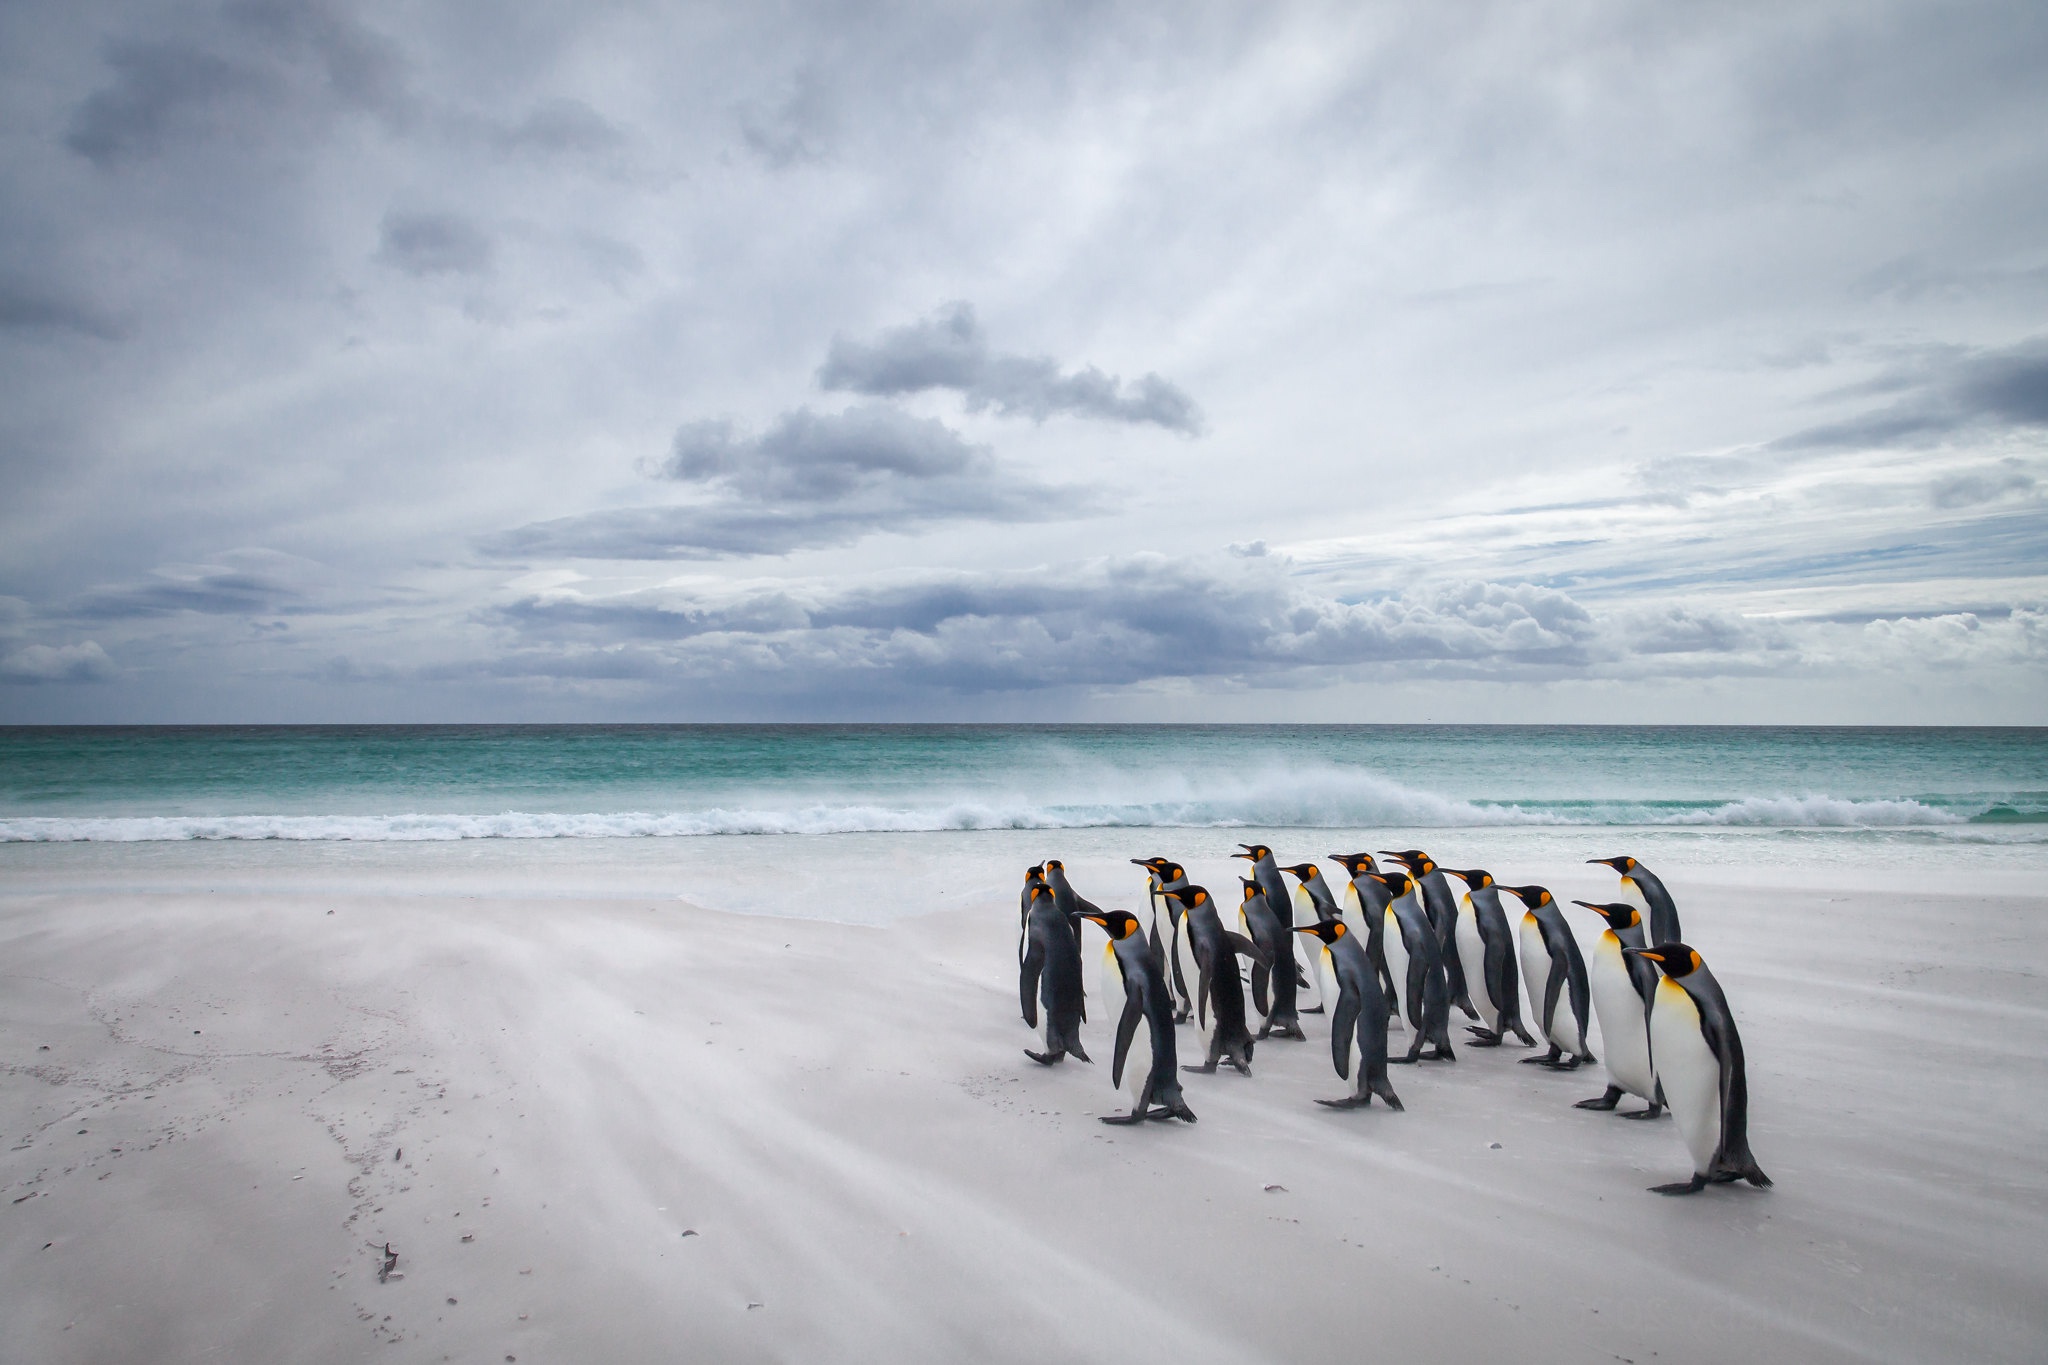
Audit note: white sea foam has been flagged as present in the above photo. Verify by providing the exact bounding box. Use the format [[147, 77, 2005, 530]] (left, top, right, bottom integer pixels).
[[0, 782, 1977, 842]]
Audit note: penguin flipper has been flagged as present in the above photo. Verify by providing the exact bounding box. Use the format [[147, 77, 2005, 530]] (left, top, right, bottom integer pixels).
[[1224, 931, 1269, 968], [1330, 990, 1359, 1081], [1542, 956, 1568, 1042], [1111, 991, 1144, 1091], [1019, 935, 1044, 1028], [1195, 962, 1212, 1032], [1250, 963, 1271, 1017]]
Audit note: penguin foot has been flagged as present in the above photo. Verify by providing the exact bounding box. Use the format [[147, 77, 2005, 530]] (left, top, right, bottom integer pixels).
[[1148, 1103, 1197, 1123], [1466, 1031, 1503, 1047], [1098, 1113, 1146, 1126], [1181, 1062, 1219, 1074], [1315, 1095, 1370, 1109], [1521, 1048, 1565, 1067], [1650, 1175, 1709, 1196], [1427, 1046, 1457, 1062], [1620, 1104, 1664, 1120], [1375, 1086, 1405, 1111], [1575, 1087, 1623, 1111], [1023, 1049, 1064, 1066], [1302, 1006, 1325, 1015]]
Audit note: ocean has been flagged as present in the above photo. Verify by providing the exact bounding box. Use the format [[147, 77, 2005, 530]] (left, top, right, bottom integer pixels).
[[4, 725, 2044, 919]]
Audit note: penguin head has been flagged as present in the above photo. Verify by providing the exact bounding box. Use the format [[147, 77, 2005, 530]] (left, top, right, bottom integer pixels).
[[1233, 844, 1271, 862], [1044, 858, 1065, 873], [1379, 849, 1435, 875], [1025, 863, 1045, 881], [1239, 877, 1261, 901], [1369, 870, 1413, 898], [1442, 867, 1493, 888], [1501, 884, 1555, 909], [1570, 899, 1641, 931], [1329, 852, 1378, 876], [1078, 909, 1144, 941], [1626, 942, 1704, 978], [1280, 862, 1320, 883], [1294, 920, 1346, 944], [1162, 885, 1211, 912], [1588, 855, 1640, 875]]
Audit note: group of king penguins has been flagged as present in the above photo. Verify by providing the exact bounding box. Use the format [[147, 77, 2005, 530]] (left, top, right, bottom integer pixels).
[[1017, 846, 1772, 1197]]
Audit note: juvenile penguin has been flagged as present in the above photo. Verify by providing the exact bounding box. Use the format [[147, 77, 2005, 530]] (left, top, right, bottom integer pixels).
[[1078, 909, 1197, 1124], [1589, 856, 1682, 947], [1280, 862, 1342, 1013], [1626, 942, 1770, 1194], [1382, 849, 1478, 1019], [1441, 868, 1537, 1048], [1018, 883, 1092, 1065], [1164, 885, 1268, 1076], [1132, 858, 1199, 1022], [1503, 885, 1596, 1070], [1329, 853, 1399, 1024], [1568, 901, 1662, 1117], [1236, 878, 1304, 1039], [1234, 845, 1307, 1033], [1372, 870, 1456, 1063], [1295, 919, 1403, 1110]]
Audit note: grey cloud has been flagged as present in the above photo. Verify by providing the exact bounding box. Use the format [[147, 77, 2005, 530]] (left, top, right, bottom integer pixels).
[[0, 281, 119, 340], [1773, 337, 2048, 450], [377, 212, 492, 276], [1929, 459, 2036, 509], [738, 70, 833, 168], [487, 405, 1072, 559], [494, 557, 1619, 693], [493, 99, 625, 157], [66, 552, 315, 619], [228, 0, 412, 123], [818, 303, 1203, 433], [0, 641, 114, 683], [64, 40, 271, 166]]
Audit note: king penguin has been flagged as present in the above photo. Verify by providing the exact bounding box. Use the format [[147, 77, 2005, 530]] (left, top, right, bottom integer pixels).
[[1294, 918, 1403, 1111], [1077, 908, 1197, 1124], [1163, 885, 1268, 1076], [1280, 861, 1343, 1014], [1329, 853, 1399, 1026], [1383, 850, 1479, 1020], [1589, 856, 1682, 947], [1372, 870, 1456, 1063], [1503, 884, 1596, 1070], [1019, 864, 1048, 966], [1235, 877, 1304, 1039], [1234, 844, 1309, 1033], [1568, 901, 1662, 1117], [1441, 868, 1537, 1048], [1626, 942, 1770, 1194], [1133, 857, 1199, 1023], [1018, 882, 1091, 1065]]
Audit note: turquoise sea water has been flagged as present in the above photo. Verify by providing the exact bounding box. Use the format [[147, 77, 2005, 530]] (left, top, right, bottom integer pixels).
[[1, 725, 2043, 842]]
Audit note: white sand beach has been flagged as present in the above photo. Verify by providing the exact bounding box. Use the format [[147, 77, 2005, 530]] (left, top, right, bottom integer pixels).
[[3, 834, 2045, 1363]]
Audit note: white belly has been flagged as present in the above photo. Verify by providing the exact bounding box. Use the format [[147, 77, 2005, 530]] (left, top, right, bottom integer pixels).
[[1099, 943, 1125, 1033], [1339, 883, 1367, 939], [1518, 914, 1551, 1032], [1618, 876, 1651, 921], [1123, 1011, 1154, 1108], [1294, 933, 1322, 1011], [1382, 906, 1409, 1032], [1650, 978, 1721, 1174], [1589, 934, 1655, 1099], [1455, 896, 1494, 1029], [1173, 911, 1201, 1014]]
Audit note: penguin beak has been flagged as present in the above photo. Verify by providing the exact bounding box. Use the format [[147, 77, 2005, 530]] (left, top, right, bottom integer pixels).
[[1569, 899, 1599, 910], [1624, 947, 1665, 962], [1230, 851, 1253, 860]]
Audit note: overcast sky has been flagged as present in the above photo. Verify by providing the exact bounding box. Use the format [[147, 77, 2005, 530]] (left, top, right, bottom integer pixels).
[[3, 1, 2045, 723]]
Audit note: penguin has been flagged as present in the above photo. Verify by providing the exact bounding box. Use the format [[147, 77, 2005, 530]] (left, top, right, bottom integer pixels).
[[1132, 857, 1199, 1023], [1294, 919, 1403, 1111], [1019, 864, 1048, 965], [1280, 861, 1342, 1013], [1625, 942, 1770, 1194], [1163, 885, 1268, 1076], [1502, 884, 1596, 1070], [1568, 901, 1662, 1117], [1043, 860, 1103, 945], [1233, 844, 1308, 1033], [1018, 882, 1092, 1065], [1440, 868, 1537, 1048], [1076, 908, 1197, 1124], [1588, 856, 1682, 947], [1382, 850, 1479, 1020], [1371, 870, 1456, 1063], [1328, 853, 1399, 1025], [1235, 878, 1305, 1039]]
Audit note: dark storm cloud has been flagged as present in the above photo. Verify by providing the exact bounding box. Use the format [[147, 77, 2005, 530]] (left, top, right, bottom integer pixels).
[[485, 405, 1074, 559], [1773, 337, 2048, 450], [376, 211, 493, 276], [818, 303, 1203, 433], [494, 556, 1636, 693]]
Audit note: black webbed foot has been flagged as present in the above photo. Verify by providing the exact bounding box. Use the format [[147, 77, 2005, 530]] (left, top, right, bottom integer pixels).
[[1023, 1049, 1063, 1066], [1651, 1175, 1708, 1195], [1303, 1006, 1325, 1015], [1098, 1112, 1145, 1126], [1316, 1095, 1369, 1109], [1576, 1087, 1623, 1111], [1181, 1062, 1218, 1074], [1621, 1104, 1664, 1120]]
